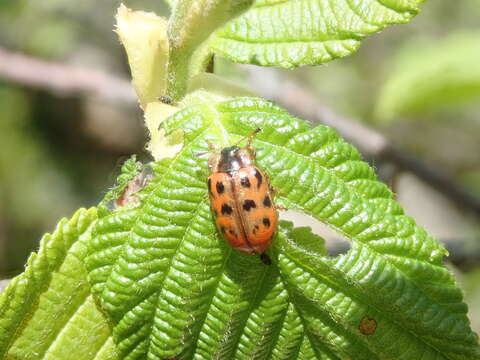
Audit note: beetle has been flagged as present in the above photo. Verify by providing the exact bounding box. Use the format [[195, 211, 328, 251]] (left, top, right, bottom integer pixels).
[[206, 129, 278, 264]]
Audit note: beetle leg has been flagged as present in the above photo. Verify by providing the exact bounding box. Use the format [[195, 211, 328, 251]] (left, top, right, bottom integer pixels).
[[249, 147, 257, 159], [265, 172, 282, 196], [271, 187, 286, 200], [206, 140, 217, 150], [268, 179, 287, 210], [195, 140, 218, 157]]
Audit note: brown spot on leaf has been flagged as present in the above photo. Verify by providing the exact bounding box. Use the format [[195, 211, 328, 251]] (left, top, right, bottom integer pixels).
[[359, 317, 377, 335]]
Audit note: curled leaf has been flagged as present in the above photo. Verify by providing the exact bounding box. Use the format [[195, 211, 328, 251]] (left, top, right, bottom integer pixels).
[[116, 4, 169, 108]]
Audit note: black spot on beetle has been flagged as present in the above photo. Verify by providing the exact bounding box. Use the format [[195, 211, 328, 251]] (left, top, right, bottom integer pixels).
[[254, 169, 263, 188], [243, 199, 257, 211], [263, 195, 271, 207], [213, 209, 218, 216], [263, 217, 271, 228], [207, 178, 213, 194], [216, 181, 225, 194], [241, 176, 251, 188], [221, 203, 233, 215]]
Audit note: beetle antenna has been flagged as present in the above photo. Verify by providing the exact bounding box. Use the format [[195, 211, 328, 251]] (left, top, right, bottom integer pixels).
[[235, 128, 261, 147], [195, 151, 209, 157]]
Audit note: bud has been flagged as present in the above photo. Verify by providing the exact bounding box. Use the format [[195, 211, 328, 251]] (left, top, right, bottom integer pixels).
[[116, 4, 169, 108]]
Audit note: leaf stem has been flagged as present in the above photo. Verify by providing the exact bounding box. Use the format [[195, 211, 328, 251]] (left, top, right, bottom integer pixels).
[[165, 0, 254, 101]]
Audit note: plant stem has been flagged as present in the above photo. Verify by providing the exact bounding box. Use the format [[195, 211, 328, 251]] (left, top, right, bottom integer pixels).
[[165, 0, 254, 101]]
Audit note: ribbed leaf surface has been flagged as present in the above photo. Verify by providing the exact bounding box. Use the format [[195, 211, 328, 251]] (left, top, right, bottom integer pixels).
[[209, 0, 425, 68], [85, 96, 480, 360], [0, 208, 117, 360]]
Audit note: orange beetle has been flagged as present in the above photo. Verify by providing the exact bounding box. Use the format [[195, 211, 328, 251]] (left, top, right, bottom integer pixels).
[[206, 129, 278, 264]]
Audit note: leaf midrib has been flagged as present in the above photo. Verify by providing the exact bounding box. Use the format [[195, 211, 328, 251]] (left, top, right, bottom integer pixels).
[[190, 246, 233, 359], [41, 293, 95, 359], [216, 34, 364, 44], [146, 200, 209, 358], [124, 136, 210, 357]]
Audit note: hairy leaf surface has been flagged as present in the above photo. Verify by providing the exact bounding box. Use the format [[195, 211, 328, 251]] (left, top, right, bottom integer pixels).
[[209, 0, 425, 68], [0, 208, 117, 360], [85, 96, 480, 360]]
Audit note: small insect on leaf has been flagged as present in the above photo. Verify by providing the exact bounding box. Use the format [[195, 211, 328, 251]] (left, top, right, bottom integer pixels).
[[116, 166, 153, 208], [158, 95, 174, 105], [207, 129, 279, 260]]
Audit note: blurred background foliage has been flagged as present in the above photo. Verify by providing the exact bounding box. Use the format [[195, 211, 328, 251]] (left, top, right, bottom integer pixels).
[[0, 0, 479, 332]]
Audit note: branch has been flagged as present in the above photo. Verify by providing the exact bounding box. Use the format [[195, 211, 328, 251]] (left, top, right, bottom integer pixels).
[[0, 47, 136, 105], [245, 66, 480, 217]]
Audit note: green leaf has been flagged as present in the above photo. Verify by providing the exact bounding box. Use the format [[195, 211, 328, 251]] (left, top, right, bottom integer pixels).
[[128, 1, 426, 103], [99, 155, 142, 209], [375, 31, 480, 122], [164, 0, 176, 8], [85, 95, 480, 359], [209, 0, 425, 68], [0, 208, 118, 360]]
